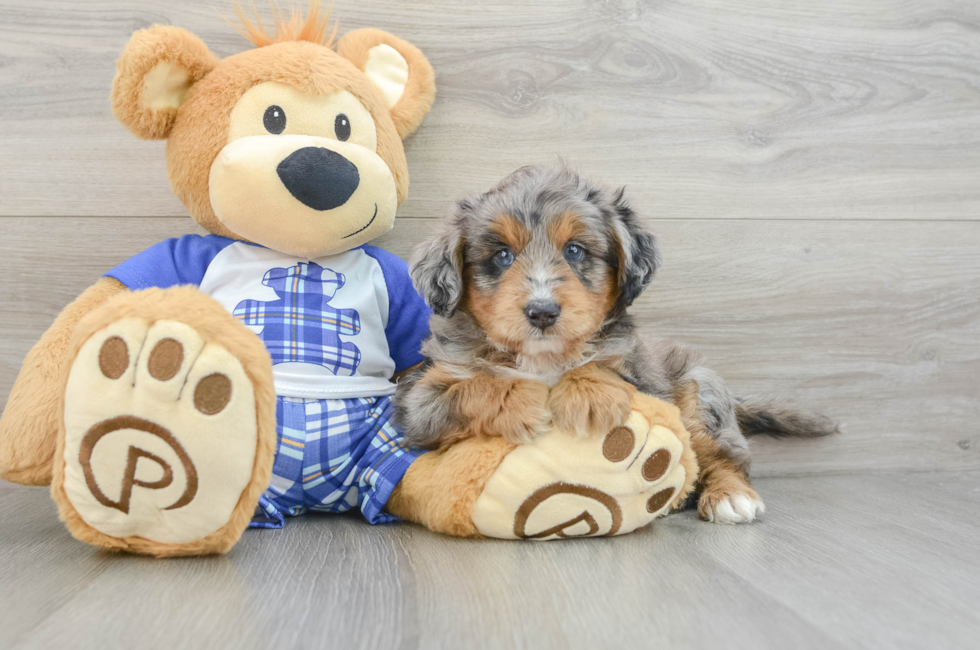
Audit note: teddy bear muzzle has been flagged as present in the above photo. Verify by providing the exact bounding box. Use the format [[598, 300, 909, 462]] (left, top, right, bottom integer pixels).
[[208, 133, 398, 258]]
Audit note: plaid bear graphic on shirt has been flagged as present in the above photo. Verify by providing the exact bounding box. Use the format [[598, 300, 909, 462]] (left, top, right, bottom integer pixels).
[[234, 261, 362, 376]]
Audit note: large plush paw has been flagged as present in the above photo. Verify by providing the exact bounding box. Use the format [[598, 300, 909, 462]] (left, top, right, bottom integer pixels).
[[52, 288, 276, 556], [547, 363, 635, 436], [471, 394, 697, 540]]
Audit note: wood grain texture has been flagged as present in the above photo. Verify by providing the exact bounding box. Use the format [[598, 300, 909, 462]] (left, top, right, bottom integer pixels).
[[0, 216, 976, 477], [2, 471, 979, 649], [1, 0, 979, 220]]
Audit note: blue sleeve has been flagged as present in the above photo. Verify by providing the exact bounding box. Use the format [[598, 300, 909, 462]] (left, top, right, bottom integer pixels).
[[362, 245, 432, 372], [105, 234, 236, 290]]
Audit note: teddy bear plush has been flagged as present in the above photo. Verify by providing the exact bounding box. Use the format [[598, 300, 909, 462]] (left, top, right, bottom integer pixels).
[[0, 1, 697, 556]]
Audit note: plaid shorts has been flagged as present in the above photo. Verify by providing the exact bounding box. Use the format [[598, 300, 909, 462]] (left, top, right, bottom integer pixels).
[[249, 394, 420, 529]]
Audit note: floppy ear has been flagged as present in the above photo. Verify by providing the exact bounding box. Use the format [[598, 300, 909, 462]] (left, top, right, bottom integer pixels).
[[611, 189, 661, 313], [111, 26, 219, 140], [336, 28, 436, 139], [410, 216, 465, 318]]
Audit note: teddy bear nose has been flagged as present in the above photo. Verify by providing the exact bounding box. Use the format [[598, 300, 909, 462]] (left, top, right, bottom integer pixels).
[[276, 147, 360, 211]]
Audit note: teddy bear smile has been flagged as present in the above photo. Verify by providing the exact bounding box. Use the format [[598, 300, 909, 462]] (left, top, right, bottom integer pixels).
[[342, 203, 379, 239]]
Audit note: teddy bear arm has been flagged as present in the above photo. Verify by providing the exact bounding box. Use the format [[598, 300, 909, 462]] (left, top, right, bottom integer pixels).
[[0, 277, 127, 485]]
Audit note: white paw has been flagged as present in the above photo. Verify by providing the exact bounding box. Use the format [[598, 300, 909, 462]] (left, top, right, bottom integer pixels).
[[703, 493, 766, 524], [60, 318, 259, 544]]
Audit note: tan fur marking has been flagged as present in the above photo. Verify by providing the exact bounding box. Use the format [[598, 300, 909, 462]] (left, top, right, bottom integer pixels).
[[444, 371, 550, 446], [465, 256, 613, 367], [672, 382, 760, 518], [463, 262, 530, 353], [491, 214, 530, 252], [409, 363, 549, 447], [547, 211, 587, 249], [548, 362, 635, 435]]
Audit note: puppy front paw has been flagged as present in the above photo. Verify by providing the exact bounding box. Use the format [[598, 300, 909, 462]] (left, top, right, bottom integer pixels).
[[548, 364, 636, 436], [479, 379, 551, 443]]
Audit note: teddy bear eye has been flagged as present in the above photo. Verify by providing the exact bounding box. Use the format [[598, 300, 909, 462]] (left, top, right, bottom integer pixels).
[[263, 105, 286, 134], [334, 114, 351, 141]]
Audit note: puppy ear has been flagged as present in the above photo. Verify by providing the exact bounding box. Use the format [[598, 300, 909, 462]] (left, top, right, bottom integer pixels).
[[410, 219, 465, 318], [111, 26, 218, 140], [336, 28, 436, 139], [611, 189, 661, 312]]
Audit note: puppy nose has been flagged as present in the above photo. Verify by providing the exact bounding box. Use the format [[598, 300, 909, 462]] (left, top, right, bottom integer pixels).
[[524, 301, 561, 330], [277, 147, 359, 211]]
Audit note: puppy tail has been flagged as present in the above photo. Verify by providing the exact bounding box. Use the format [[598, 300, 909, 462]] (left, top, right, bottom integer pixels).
[[735, 398, 839, 438]]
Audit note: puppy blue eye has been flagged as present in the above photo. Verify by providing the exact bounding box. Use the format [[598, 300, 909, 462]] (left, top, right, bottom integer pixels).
[[564, 243, 586, 262], [493, 249, 515, 268]]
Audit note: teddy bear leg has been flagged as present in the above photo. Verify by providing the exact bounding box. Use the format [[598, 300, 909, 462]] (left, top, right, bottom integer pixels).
[[51, 286, 277, 556], [472, 395, 696, 540], [0, 277, 127, 485], [385, 437, 518, 537], [388, 393, 698, 541]]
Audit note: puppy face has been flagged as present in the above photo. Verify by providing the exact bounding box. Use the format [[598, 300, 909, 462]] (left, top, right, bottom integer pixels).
[[412, 165, 661, 361]]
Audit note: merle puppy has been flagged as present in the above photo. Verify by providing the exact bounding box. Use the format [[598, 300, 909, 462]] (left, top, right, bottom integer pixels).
[[394, 164, 836, 524]]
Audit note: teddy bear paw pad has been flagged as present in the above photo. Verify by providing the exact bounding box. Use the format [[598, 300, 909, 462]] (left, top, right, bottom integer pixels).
[[60, 318, 258, 545], [472, 408, 690, 540]]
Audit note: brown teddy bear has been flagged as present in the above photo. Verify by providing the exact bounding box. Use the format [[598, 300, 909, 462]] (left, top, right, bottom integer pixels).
[[0, 1, 697, 556]]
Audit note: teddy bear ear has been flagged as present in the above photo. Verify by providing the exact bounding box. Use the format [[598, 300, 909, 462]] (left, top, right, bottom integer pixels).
[[336, 28, 436, 139], [111, 26, 219, 140]]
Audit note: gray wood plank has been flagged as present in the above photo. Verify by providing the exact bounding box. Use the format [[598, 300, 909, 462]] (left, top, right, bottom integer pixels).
[[1, 0, 979, 220], [0, 216, 977, 477], [2, 472, 978, 649]]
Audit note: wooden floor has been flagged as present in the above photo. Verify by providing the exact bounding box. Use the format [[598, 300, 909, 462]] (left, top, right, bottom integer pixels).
[[3, 471, 979, 649], [1, 0, 978, 648]]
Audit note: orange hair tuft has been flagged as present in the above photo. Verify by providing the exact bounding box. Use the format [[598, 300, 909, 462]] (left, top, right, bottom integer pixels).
[[228, 0, 337, 48]]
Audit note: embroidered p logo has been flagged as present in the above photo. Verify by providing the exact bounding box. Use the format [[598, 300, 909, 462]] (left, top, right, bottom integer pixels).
[[79, 416, 198, 514], [513, 482, 623, 539]]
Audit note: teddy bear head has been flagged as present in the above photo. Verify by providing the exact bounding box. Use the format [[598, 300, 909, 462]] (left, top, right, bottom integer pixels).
[[111, 1, 434, 258]]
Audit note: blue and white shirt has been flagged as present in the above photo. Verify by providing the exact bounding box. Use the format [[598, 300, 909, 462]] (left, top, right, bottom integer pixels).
[[106, 235, 431, 400]]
